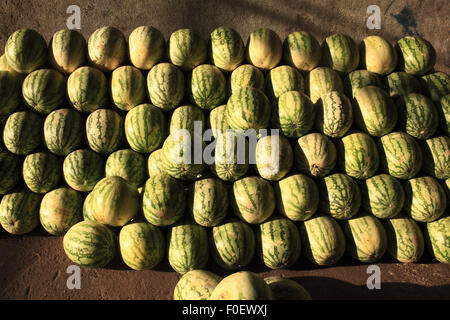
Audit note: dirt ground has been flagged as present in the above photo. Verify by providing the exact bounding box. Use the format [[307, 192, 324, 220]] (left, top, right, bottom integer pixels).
[[0, 0, 449, 300]]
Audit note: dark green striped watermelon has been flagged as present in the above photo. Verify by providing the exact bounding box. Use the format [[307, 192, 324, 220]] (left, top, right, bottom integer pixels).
[[3, 111, 43, 155], [246, 28, 282, 71], [23, 152, 61, 193], [44, 108, 83, 156], [210, 219, 255, 270], [82, 191, 96, 222], [85, 109, 124, 154], [359, 35, 397, 76], [0, 188, 42, 235], [299, 213, 346, 266], [63, 220, 116, 268], [319, 173, 361, 220], [421, 136, 450, 180], [294, 132, 337, 178], [90, 176, 139, 227], [378, 131, 423, 179], [105, 149, 146, 187], [283, 31, 321, 72], [168, 218, 209, 274], [188, 64, 227, 110], [173, 269, 222, 300], [307, 67, 344, 104], [255, 134, 293, 181], [256, 216, 301, 269], [337, 131, 379, 179], [420, 72, 450, 103], [384, 72, 422, 98], [208, 104, 230, 138], [321, 33, 359, 74], [315, 91, 353, 138], [5, 28, 47, 73], [147, 149, 167, 177], [147, 62, 185, 111], [383, 213, 424, 263], [361, 174, 405, 219], [0, 152, 21, 194], [266, 65, 304, 100], [110, 65, 146, 111], [403, 176, 446, 222], [0, 70, 22, 116], [344, 69, 382, 98], [396, 36, 436, 76], [67, 66, 108, 113], [229, 64, 265, 93], [170, 105, 205, 134], [437, 94, 450, 135], [128, 26, 165, 70], [168, 28, 207, 71], [424, 214, 449, 263], [142, 174, 185, 226], [39, 186, 83, 235], [63, 149, 105, 192], [209, 26, 244, 72], [119, 221, 165, 270], [49, 29, 86, 74], [87, 26, 127, 72], [264, 277, 312, 300], [231, 176, 276, 224]]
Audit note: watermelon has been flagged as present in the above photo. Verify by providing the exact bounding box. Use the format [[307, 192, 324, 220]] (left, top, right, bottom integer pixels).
[[3, 111, 43, 155], [264, 277, 312, 300], [0, 188, 42, 235], [299, 213, 346, 266], [43, 108, 83, 156], [188, 64, 227, 110], [142, 174, 185, 226], [22, 152, 61, 193], [256, 216, 301, 269], [275, 173, 319, 221], [22, 69, 66, 114], [209, 26, 244, 72], [147, 149, 167, 177], [67, 66, 108, 113], [229, 64, 265, 93], [161, 131, 205, 180], [294, 132, 337, 178], [344, 69, 382, 98], [187, 177, 228, 227], [246, 28, 282, 71], [124, 103, 166, 154], [210, 219, 255, 270], [383, 213, 424, 263], [49, 29, 86, 74], [82, 191, 96, 222], [384, 72, 422, 98], [420, 72, 450, 103], [128, 26, 165, 70], [87, 26, 127, 72], [315, 91, 353, 138], [119, 221, 165, 270], [424, 214, 450, 263], [63, 220, 116, 268], [318, 173, 361, 220], [421, 135, 450, 180], [168, 28, 207, 71], [361, 174, 405, 219], [272, 90, 315, 138], [90, 176, 139, 227], [266, 65, 305, 100], [437, 94, 450, 134], [283, 31, 321, 72], [85, 109, 124, 154], [105, 149, 147, 187], [63, 149, 105, 192], [342, 212, 388, 263], [147, 62, 185, 111], [110, 65, 146, 111], [5, 28, 47, 73], [403, 176, 446, 222], [307, 67, 344, 104], [353, 85, 397, 137], [337, 131, 379, 179], [396, 36, 436, 76], [396, 93, 438, 139], [359, 35, 397, 75], [208, 104, 230, 138], [39, 186, 83, 236], [255, 134, 293, 181], [210, 271, 273, 300], [173, 270, 222, 300], [321, 33, 359, 74], [167, 218, 209, 274], [0, 152, 21, 194], [0, 70, 22, 116], [209, 131, 249, 182], [378, 131, 423, 179], [170, 105, 205, 134], [231, 176, 276, 224], [0, 54, 25, 75]]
